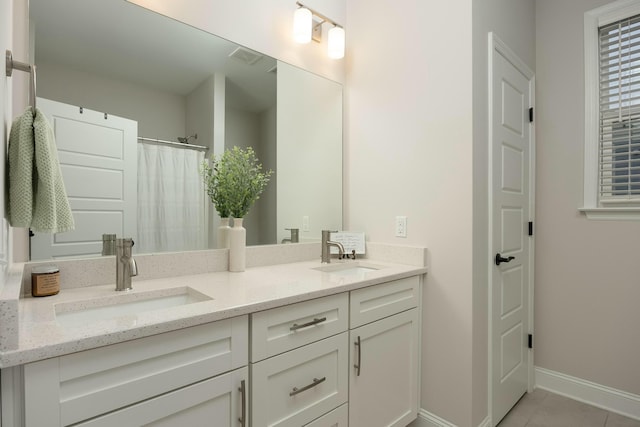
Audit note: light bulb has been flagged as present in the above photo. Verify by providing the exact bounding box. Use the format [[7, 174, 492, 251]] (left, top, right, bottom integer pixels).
[[328, 26, 345, 59], [293, 7, 312, 44]]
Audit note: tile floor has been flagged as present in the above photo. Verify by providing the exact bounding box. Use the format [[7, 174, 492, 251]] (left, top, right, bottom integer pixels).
[[497, 389, 640, 427]]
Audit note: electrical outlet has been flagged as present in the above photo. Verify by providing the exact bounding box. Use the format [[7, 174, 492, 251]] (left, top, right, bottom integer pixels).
[[395, 216, 407, 237], [303, 216, 310, 232]]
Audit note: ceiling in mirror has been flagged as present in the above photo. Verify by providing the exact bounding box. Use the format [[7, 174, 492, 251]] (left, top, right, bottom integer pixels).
[[31, 0, 276, 112]]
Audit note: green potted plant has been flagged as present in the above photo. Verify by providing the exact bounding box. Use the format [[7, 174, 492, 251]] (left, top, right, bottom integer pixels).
[[201, 146, 273, 271]]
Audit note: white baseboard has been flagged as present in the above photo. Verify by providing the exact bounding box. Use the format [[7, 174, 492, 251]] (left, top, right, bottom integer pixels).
[[415, 409, 457, 427], [535, 366, 640, 421], [413, 409, 490, 427]]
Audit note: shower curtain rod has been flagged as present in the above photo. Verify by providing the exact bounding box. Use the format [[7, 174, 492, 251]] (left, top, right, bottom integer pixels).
[[137, 136, 208, 152]]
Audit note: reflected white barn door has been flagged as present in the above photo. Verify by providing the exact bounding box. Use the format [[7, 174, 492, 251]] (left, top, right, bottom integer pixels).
[[489, 34, 534, 426], [31, 98, 137, 260]]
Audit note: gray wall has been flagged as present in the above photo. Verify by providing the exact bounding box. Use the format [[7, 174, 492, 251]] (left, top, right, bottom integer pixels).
[[535, 0, 640, 396], [37, 60, 186, 141]]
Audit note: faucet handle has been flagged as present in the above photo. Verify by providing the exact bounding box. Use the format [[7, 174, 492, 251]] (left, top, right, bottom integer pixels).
[[116, 237, 135, 248], [129, 258, 138, 277]]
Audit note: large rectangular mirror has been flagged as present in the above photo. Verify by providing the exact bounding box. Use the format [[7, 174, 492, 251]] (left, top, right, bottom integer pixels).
[[28, 0, 342, 260]]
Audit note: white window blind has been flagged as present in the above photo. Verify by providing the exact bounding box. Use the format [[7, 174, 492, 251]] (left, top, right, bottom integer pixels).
[[599, 14, 640, 201]]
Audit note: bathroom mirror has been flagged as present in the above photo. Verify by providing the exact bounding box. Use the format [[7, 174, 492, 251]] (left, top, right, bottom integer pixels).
[[28, 0, 342, 260]]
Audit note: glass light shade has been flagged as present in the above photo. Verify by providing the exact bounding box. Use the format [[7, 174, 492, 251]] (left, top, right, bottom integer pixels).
[[327, 26, 345, 59], [293, 7, 312, 44]]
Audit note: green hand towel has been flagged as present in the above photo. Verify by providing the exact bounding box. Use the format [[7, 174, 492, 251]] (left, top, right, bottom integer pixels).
[[6, 108, 36, 228], [31, 108, 75, 233], [6, 107, 75, 233]]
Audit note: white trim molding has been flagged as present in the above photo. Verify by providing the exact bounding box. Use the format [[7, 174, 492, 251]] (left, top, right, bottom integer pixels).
[[535, 367, 640, 421], [579, 207, 640, 221], [415, 409, 457, 427], [413, 409, 490, 427]]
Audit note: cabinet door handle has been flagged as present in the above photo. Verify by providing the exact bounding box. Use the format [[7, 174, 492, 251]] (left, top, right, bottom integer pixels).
[[354, 335, 361, 376], [290, 317, 327, 331], [289, 376, 326, 396], [238, 379, 246, 427]]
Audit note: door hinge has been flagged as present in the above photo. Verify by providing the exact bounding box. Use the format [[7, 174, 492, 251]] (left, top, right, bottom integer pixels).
[[529, 107, 534, 123], [528, 334, 533, 349], [29, 229, 34, 238], [528, 221, 533, 236]]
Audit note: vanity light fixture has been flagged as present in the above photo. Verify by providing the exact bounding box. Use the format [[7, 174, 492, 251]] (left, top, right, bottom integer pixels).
[[293, 2, 345, 59], [327, 25, 345, 59], [293, 6, 312, 43]]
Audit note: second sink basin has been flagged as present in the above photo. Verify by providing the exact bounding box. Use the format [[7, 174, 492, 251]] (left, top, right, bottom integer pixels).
[[313, 262, 384, 278], [55, 286, 212, 327]]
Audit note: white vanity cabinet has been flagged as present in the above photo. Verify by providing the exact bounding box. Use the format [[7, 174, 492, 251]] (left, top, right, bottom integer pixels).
[[22, 316, 248, 427], [250, 275, 422, 427], [10, 271, 423, 427], [348, 276, 421, 427]]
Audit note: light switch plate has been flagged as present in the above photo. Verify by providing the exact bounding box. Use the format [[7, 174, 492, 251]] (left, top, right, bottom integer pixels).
[[395, 216, 407, 237]]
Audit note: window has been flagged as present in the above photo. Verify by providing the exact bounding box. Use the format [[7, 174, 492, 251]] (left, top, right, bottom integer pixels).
[[600, 16, 640, 200], [583, 0, 640, 220]]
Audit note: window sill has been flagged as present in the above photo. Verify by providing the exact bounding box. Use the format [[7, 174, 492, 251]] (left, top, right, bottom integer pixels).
[[579, 207, 640, 220]]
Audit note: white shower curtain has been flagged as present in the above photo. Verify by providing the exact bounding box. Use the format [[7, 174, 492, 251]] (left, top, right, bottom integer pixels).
[[137, 143, 206, 253]]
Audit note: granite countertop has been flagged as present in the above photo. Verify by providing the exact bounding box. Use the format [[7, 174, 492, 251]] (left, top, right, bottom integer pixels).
[[1, 259, 427, 367]]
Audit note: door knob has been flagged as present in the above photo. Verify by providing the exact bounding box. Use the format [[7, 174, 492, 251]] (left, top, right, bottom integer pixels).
[[495, 253, 515, 266]]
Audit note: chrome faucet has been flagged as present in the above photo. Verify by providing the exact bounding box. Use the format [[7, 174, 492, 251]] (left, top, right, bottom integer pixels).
[[282, 228, 300, 244], [115, 238, 138, 291], [321, 230, 344, 263]]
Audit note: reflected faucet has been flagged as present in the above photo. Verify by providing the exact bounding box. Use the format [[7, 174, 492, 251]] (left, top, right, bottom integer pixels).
[[282, 228, 299, 244], [102, 233, 116, 256], [116, 238, 138, 291], [321, 230, 344, 263]]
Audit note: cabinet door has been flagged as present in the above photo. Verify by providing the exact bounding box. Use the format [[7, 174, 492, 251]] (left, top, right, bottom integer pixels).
[[349, 309, 419, 427], [74, 367, 248, 427]]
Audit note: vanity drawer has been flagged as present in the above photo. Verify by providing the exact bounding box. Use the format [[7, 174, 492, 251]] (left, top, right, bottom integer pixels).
[[251, 332, 348, 427], [304, 403, 348, 427], [24, 316, 248, 426], [251, 293, 348, 362], [72, 367, 248, 427], [350, 276, 420, 328]]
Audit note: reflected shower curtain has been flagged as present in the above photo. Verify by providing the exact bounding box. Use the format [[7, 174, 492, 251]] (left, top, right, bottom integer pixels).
[[137, 143, 206, 253]]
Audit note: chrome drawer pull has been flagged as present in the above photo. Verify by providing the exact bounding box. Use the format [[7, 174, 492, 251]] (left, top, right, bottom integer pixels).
[[354, 335, 361, 376], [238, 379, 246, 427], [290, 317, 327, 331], [289, 376, 326, 396]]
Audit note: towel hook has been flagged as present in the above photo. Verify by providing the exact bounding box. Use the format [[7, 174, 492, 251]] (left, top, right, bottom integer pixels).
[[5, 50, 37, 113]]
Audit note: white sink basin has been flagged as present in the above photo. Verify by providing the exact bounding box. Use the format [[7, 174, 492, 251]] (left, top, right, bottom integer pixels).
[[313, 262, 384, 278], [55, 287, 211, 327]]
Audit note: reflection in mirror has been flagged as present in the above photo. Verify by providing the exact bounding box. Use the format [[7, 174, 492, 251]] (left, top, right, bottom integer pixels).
[[28, 0, 342, 260]]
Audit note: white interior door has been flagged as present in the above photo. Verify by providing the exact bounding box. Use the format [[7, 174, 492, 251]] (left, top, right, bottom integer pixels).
[[31, 98, 137, 260], [489, 34, 534, 426]]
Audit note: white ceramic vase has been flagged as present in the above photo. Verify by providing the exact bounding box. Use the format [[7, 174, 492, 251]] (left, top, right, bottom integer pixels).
[[229, 218, 246, 272], [217, 218, 231, 249]]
